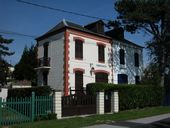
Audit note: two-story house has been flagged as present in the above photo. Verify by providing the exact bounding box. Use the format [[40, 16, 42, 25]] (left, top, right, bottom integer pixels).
[[35, 20, 143, 96], [36, 20, 112, 96]]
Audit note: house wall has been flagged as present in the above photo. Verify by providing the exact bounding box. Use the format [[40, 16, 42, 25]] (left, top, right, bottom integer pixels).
[[112, 40, 143, 84], [67, 29, 112, 93], [37, 32, 65, 90]]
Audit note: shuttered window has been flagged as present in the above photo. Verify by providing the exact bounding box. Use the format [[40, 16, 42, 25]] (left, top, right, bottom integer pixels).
[[98, 45, 105, 62], [134, 53, 139, 67], [119, 49, 125, 65], [95, 72, 108, 83], [75, 40, 83, 59]]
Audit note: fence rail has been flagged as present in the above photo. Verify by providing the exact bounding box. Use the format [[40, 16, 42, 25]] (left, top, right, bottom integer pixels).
[[0, 92, 53, 126]]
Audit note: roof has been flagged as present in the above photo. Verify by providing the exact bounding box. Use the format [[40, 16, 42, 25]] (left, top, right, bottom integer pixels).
[[36, 19, 144, 48], [36, 19, 111, 41], [105, 29, 143, 48], [84, 20, 104, 27]]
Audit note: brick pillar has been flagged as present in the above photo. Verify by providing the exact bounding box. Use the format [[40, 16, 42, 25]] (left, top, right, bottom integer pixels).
[[96, 91, 104, 114], [111, 91, 119, 113], [53, 91, 62, 119]]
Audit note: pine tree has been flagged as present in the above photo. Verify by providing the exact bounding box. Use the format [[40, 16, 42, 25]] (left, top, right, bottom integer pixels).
[[13, 45, 37, 85], [0, 35, 14, 86]]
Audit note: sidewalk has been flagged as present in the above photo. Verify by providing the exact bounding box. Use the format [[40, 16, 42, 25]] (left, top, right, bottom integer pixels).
[[83, 113, 170, 128]]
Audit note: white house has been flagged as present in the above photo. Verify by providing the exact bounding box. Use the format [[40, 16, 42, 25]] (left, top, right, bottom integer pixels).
[[35, 20, 143, 96], [106, 28, 143, 84]]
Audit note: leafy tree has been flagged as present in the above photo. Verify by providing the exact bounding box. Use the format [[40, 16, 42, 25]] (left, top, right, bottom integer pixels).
[[0, 35, 14, 86], [141, 63, 161, 85], [109, 0, 170, 86], [14, 45, 37, 85]]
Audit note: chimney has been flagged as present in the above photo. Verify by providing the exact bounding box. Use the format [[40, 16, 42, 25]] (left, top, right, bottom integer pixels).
[[84, 20, 104, 34], [105, 27, 124, 40]]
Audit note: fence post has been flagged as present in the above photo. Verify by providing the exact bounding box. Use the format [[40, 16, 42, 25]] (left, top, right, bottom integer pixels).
[[53, 90, 62, 119], [31, 92, 35, 122], [96, 91, 104, 114], [111, 91, 119, 113]]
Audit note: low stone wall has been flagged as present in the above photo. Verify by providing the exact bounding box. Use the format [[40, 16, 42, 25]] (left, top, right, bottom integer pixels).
[[12, 85, 32, 88], [0, 88, 8, 101]]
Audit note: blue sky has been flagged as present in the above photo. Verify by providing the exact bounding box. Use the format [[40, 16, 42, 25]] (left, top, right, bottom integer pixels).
[[0, 0, 151, 66]]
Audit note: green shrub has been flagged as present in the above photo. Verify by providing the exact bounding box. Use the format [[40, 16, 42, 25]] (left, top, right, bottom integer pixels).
[[86, 83, 165, 110], [35, 113, 57, 121], [7, 86, 53, 98]]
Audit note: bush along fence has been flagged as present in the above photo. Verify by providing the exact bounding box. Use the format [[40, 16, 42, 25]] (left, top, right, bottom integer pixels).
[[0, 92, 54, 126], [86, 83, 165, 111]]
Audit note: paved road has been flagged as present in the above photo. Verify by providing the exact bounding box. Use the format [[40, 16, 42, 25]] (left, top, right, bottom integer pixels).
[[83, 113, 170, 128]]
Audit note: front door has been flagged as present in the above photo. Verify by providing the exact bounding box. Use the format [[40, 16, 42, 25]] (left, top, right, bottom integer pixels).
[[75, 71, 83, 94], [118, 74, 128, 84]]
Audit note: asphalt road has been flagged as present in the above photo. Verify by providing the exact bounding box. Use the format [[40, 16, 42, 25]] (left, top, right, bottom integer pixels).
[[83, 113, 170, 128]]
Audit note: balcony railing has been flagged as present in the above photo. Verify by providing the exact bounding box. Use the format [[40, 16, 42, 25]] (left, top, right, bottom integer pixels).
[[38, 57, 50, 67]]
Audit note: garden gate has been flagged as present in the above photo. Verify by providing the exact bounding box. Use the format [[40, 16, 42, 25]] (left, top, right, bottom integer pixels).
[[62, 94, 96, 117], [0, 92, 53, 126], [104, 91, 111, 113]]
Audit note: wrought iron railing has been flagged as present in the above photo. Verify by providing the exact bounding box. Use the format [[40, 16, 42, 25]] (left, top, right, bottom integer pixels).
[[38, 57, 50, 67]]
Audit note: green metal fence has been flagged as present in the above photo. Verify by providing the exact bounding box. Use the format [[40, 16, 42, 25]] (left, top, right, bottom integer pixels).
[[0, 92, 53, 126]]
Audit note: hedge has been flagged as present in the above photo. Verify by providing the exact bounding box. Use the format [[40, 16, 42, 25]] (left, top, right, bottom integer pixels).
[[86, 83, 165, 111], [7, 86, 53, 98]]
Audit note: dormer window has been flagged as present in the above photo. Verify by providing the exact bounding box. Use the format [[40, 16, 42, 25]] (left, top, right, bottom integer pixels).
[[119, 49, 125, 65]]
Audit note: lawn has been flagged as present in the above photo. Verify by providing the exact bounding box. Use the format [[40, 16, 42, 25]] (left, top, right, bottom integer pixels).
[[10, 106, 170, 128]]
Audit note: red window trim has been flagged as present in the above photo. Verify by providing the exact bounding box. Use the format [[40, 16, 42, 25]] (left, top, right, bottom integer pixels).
[[73, 37, 85, 43], [73, 68, 85, 74], [96, 42, 106, 47], [94, 70, 110, 75]]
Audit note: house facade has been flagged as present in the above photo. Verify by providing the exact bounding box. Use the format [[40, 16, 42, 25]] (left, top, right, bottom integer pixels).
[[36, 20, 143, 96], [111, 40, 143, 84]]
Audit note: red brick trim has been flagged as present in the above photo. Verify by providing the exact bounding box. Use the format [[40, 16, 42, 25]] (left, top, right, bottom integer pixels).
[[94, 70, 110, 75], [68, 29, 111, 44], [64, 30, 70, 96], [73, 68, 85, 73], [73, 37, 85, 42], [96, 42, 106, 47]]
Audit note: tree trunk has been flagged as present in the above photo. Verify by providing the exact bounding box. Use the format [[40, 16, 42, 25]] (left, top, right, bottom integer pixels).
[[160, 75, 164, 87]]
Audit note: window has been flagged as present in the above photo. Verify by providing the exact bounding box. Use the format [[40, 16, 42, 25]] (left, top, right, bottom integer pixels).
[[75, 71, 83, 94], [43, 71, 48, 85], [75, 40, 83, 59], [43, 42, 49, 58], [135, 76, 140, 84], [119, 49, 125, 65], [98, 45, 105, 62], [134, 53, 139, 67], [95, 72, 108, 83], [118, 74, 128, 84]]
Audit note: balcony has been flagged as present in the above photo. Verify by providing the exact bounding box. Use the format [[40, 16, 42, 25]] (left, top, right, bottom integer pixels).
[[35, 57, 51, 70]]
